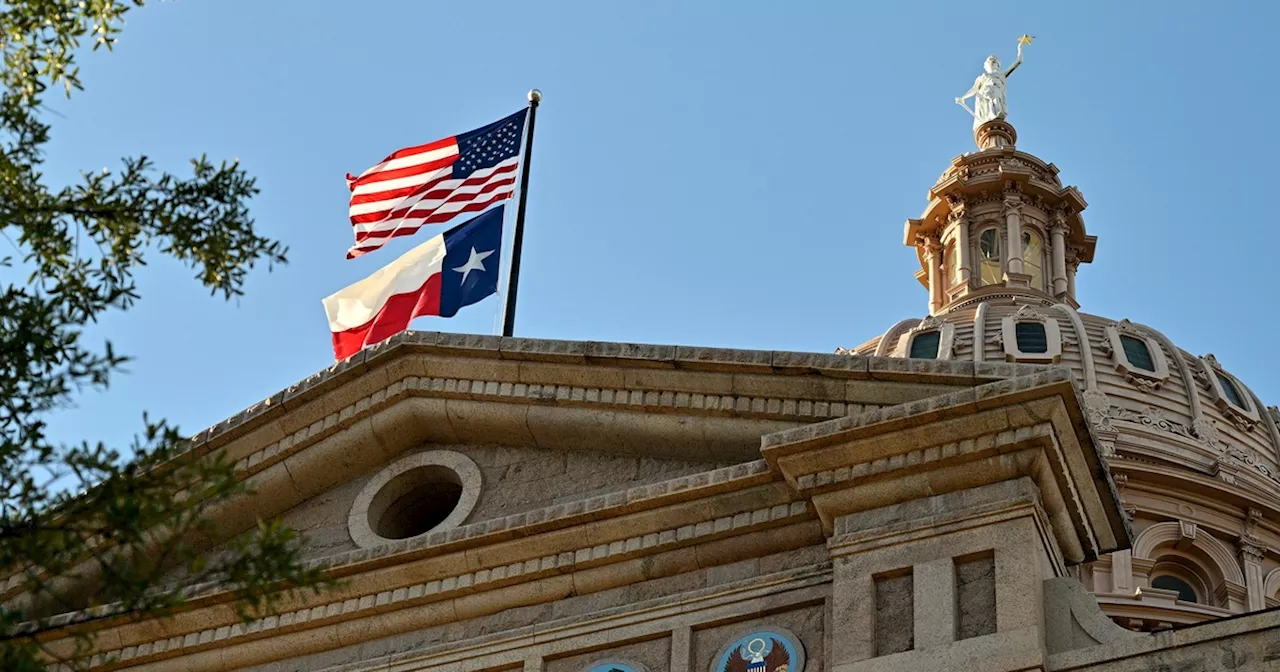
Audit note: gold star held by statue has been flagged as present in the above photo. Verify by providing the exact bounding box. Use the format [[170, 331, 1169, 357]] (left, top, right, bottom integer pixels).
[[1018, 34, 1035, 46]]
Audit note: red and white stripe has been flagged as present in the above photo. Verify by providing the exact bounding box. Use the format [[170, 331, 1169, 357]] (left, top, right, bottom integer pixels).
[[323, 228, 450, 360], [345, 137, 517, 259]]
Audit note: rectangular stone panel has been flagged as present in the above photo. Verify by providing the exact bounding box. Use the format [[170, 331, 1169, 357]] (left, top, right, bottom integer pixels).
[[955, 552, 996, 640], [545, 636, 670, 672], [874, 569, 914, 656]]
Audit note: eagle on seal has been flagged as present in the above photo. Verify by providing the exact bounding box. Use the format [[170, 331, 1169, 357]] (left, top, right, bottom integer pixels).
[[721, 637, 790, 672]]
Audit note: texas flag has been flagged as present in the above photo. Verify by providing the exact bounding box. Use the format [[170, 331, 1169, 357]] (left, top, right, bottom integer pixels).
[[322, 205, 504, 360]]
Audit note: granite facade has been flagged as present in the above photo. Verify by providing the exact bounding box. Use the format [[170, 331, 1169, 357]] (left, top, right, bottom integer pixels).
[[15, 334, 1280, 672]]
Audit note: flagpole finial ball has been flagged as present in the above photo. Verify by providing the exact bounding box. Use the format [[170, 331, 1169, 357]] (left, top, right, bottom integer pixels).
[[528, 89, 542, 104]]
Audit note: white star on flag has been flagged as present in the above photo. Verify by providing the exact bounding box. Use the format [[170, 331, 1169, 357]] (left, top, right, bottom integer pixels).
[[453, 246, 494, 283]]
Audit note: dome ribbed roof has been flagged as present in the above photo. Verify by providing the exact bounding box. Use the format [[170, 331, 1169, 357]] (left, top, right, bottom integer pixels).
[[856, 300, 1280, 502]]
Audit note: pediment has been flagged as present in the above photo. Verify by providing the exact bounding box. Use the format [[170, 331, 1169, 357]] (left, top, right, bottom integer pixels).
[[231, 442, 734, 568], [16, 333, 1130, 672], [5, 333, 1049, 615], [184, 332, 1042, 556]]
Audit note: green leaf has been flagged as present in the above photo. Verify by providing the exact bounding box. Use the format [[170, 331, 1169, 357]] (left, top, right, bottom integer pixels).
[[0, 1, 316, 668]]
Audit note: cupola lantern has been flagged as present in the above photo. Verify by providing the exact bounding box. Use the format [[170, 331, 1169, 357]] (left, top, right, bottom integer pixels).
[[906, 37, 1095, 315]]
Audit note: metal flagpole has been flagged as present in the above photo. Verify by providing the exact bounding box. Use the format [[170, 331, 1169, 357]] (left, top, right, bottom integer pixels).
[[501, 89, 540, 338]]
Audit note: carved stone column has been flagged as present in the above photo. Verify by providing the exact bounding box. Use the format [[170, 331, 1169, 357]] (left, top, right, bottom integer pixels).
[[1049, 209, 1070, 297], [1066, 253, 1080, 300], [1002, 183, 1026, 283], [923, 234, 944, 314], [948, 195, 972, 288], [1241, 542, 1266, 611], [1241, 509, 1267, 612]]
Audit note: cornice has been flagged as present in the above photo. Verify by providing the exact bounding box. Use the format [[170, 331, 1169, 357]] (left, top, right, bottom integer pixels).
[[190, 331, 1024, 462], [3, 333, 1038, 601], [827, 478, 1062, 576], [1091, 593, 1232, 623], [94, 504, 815, 671], [761, 368, 1130, 563], [44, 461, 819, 671], [313, 564, 833, 672], [1108, 457, 1280, 519], [174, 331, 1053, 483]]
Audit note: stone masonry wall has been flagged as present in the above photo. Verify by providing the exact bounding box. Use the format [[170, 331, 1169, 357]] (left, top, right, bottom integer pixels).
[[545, 637, 671, 672], [236, 545, 829, 672], [287, 442, 730, 560], [161, 443, 730, 586]]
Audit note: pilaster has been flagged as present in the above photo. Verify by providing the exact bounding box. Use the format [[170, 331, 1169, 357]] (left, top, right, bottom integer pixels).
[[670, 625, 693, 672], [1049, 209, 1069, 297], [948, 195, 972, 291], [924, 234, 944, 315], [1066, 253, 1080, 300], [914, 558, 957, 649], [1239, 507, 1268, 613], [1003, 183, 1025, 280], [1110, 549, 1133, 593]]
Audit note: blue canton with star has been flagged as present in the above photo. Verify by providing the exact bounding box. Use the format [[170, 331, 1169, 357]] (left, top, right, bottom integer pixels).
[[439, 205, 504, 317], [452, 110, 526, 179]]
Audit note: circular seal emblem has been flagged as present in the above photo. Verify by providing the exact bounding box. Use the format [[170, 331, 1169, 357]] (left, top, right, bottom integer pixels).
[[711, 627, 805, 672]]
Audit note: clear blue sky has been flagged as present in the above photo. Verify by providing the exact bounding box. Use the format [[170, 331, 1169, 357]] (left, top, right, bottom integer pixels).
[[37, 0, 1280, 450]]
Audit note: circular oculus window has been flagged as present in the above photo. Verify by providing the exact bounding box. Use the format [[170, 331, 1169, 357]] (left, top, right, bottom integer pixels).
[[348, 450, 481, 549]]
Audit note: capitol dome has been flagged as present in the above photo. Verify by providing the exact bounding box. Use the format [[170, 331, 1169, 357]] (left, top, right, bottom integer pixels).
[[850, 119, 1280, 631]]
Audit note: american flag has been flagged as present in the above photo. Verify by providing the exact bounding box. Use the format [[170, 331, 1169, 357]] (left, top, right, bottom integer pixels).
[[345, 109, 526, 259]]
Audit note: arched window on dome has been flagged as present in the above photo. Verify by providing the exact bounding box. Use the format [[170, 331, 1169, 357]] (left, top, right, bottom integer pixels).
[[1119, 335, 1156, 373], [900, 321, 954, 361], [1151, 575, 1198, 603], [1147, 555, 1214, 606], [1217, 372, 1247, 409], [978, 227, 1001, 286], [998, 310, 1063, 363], [1105, 322, 1170, 389], [1021, 229, 1045, 291], [1200, 355, 1262, 430], [1015, 321, 1048, 354], [909, 330, 941, 359]]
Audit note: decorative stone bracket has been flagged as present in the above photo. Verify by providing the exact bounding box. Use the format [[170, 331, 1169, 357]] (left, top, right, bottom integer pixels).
[[761, 367, 1130, 565]]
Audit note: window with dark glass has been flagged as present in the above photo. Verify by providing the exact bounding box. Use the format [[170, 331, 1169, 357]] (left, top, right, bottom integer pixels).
[[1014, 322, 1048, 354], [909, 330, 941, 359], [1119, 335, 1155, 372], [978, 228, 1001, 286], [1151, 575, 1198, 603], [1021, 230, 1045, 292], [1217, 372, 1247, 408]]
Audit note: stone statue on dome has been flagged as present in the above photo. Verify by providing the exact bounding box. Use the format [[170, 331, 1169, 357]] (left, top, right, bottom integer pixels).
[[956, 35, 1033, 130]]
